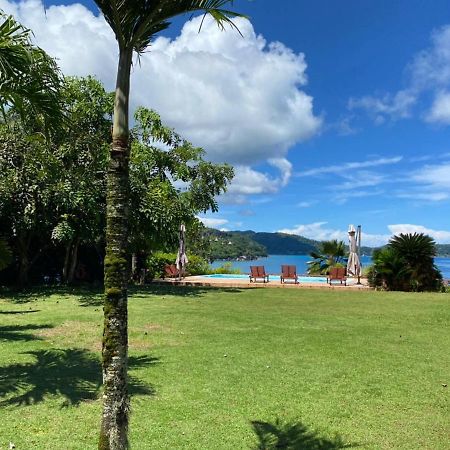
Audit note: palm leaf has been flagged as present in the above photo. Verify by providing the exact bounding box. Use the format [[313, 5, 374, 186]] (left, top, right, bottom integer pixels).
[[93, 0, 247, 54]]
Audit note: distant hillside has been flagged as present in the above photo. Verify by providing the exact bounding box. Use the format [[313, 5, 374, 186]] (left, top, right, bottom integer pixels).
[[206, 229, 450, 260], [207, 229, 267, 260], [436, 244, 450, 257], [240, 231, 319, 255]]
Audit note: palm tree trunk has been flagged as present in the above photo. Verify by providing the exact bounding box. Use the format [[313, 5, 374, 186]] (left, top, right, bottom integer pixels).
[[99, 47, 132, 450]]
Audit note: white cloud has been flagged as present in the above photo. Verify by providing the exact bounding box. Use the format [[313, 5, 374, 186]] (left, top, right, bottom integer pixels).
[[296, 156, 402, 177], [348, 90, 416, 123], [278, 222, 390, 247], [333, 171, 386, 191], [396, 192, 449, 201], [409, 25, 450, 90], [388, 224, 450, 243], [425, 91, 450, 124], [412, 163, 450, 189], [349, 24, 450, 125], [5, 0, 322, 203], [278, 222, 346, 242], [228, 159, 292, 196], [333, 189, 385, 205], [278, 222, 450, 246], [297, 201, 313, 208], [197, 217, 228, 228]]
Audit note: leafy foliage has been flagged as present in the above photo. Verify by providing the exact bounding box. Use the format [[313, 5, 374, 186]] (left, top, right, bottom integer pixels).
[[0, 237, 12, 271], [130, 108, 233, 253], [367, 233, 442, 291], [146, 252, 210, 279], [307, 240, 346, 275], [0, 11, 63, 131], [94, 0, 246, 53]]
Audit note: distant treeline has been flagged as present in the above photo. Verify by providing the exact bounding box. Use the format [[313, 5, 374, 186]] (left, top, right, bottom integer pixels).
[[207, 229, 450, 260]]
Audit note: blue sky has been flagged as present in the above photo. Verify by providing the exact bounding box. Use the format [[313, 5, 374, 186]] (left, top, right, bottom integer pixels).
[[3, 0, 450, 245]]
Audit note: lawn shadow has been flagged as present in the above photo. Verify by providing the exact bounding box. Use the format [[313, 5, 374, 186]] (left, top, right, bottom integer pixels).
[[130, 284, 244, 299], [0, 324, 53, 342], [78, 291, 103, 307], [0, 285, 104, 304], [0, 349, 158, 407], [0, 309, 40, 315], [251, 418, 356, 450]]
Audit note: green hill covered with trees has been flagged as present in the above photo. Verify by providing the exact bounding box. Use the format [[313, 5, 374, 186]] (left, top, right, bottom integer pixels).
[[206, 229, 450, 260]]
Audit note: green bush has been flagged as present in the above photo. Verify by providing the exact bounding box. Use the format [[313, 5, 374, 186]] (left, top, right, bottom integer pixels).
[[146, 252, 176, 280], [146, 252, 211, 279], [368, 233, 443, 292], [210, 262, 242, 274], [183, 254, 208, 275]]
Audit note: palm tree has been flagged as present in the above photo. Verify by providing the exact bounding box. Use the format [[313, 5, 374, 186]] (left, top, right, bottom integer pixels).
[[307, 239, 346, 274], [92, 2, 245, 449], [0, 11, 62, 129], [368, 233, 442, 291], [388, 233, 442, 291]]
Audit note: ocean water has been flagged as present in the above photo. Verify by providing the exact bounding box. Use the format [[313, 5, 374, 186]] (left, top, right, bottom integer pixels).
[[211, 254, 450, 279]]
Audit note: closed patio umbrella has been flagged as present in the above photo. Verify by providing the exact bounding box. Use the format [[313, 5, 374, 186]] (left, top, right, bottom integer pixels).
[[347, 224, 361, 278], [175, 223, 188, 280]]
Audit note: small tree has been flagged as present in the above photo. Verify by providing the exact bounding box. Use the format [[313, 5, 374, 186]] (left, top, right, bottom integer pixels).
[[307, 239, 346, 275], [368, 233, 442, 291]]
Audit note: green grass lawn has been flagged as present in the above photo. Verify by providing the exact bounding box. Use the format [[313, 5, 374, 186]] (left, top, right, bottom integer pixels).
[[0, 286, 449, 449]]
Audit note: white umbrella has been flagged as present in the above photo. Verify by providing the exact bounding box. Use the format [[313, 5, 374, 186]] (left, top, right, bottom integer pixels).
[[347, 224, 361, 277], [175, 223, 188, 280]]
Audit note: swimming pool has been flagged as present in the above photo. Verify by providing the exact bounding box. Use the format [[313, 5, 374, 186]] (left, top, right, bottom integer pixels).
[[200, 274, 329, 283]]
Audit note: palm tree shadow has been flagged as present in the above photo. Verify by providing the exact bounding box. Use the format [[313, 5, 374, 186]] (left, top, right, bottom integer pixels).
[[251, 419, 356, 450], [0, 324, 53, 342], [0, 349, 158, 407]]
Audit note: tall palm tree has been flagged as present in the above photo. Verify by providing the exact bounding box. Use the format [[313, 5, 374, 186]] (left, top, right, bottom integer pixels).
[[0, 11, 62, 129], [92, 2, 245, 449]]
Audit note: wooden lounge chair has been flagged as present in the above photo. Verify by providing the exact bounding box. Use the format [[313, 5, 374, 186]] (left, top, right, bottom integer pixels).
[[280, 265, 299, 284], [327, 267, 347, 285], [163, 264, 179, 279], [249, 266, 269, 283]]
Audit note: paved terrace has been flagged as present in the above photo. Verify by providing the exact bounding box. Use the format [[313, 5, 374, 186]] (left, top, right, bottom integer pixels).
[[155, 275, 371, 290]]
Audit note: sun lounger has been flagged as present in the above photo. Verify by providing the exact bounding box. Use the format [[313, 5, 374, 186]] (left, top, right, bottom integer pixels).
[[280, 265, 298, 284], [164, 264, 179, 278], [327, 267, 347, 285], [249, 266, 269, 283]]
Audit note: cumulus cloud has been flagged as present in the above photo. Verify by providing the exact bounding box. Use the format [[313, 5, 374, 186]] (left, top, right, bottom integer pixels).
[[388, 224, 450, 243], [227, 159, 292, 196], [4, 0, 321, 199]]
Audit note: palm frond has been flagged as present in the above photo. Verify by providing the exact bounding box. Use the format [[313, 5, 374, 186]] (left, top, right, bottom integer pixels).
[[0, 11, 63, 132], [93, 0, 247, 54]]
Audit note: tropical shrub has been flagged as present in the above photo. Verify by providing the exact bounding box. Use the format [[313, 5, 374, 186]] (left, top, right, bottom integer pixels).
[[307, 240, 346, 275], [368, 233, 442, 292], [210, 262, 242, 274], [146, 252, 210, 279], [184, 254, 210, 276]]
